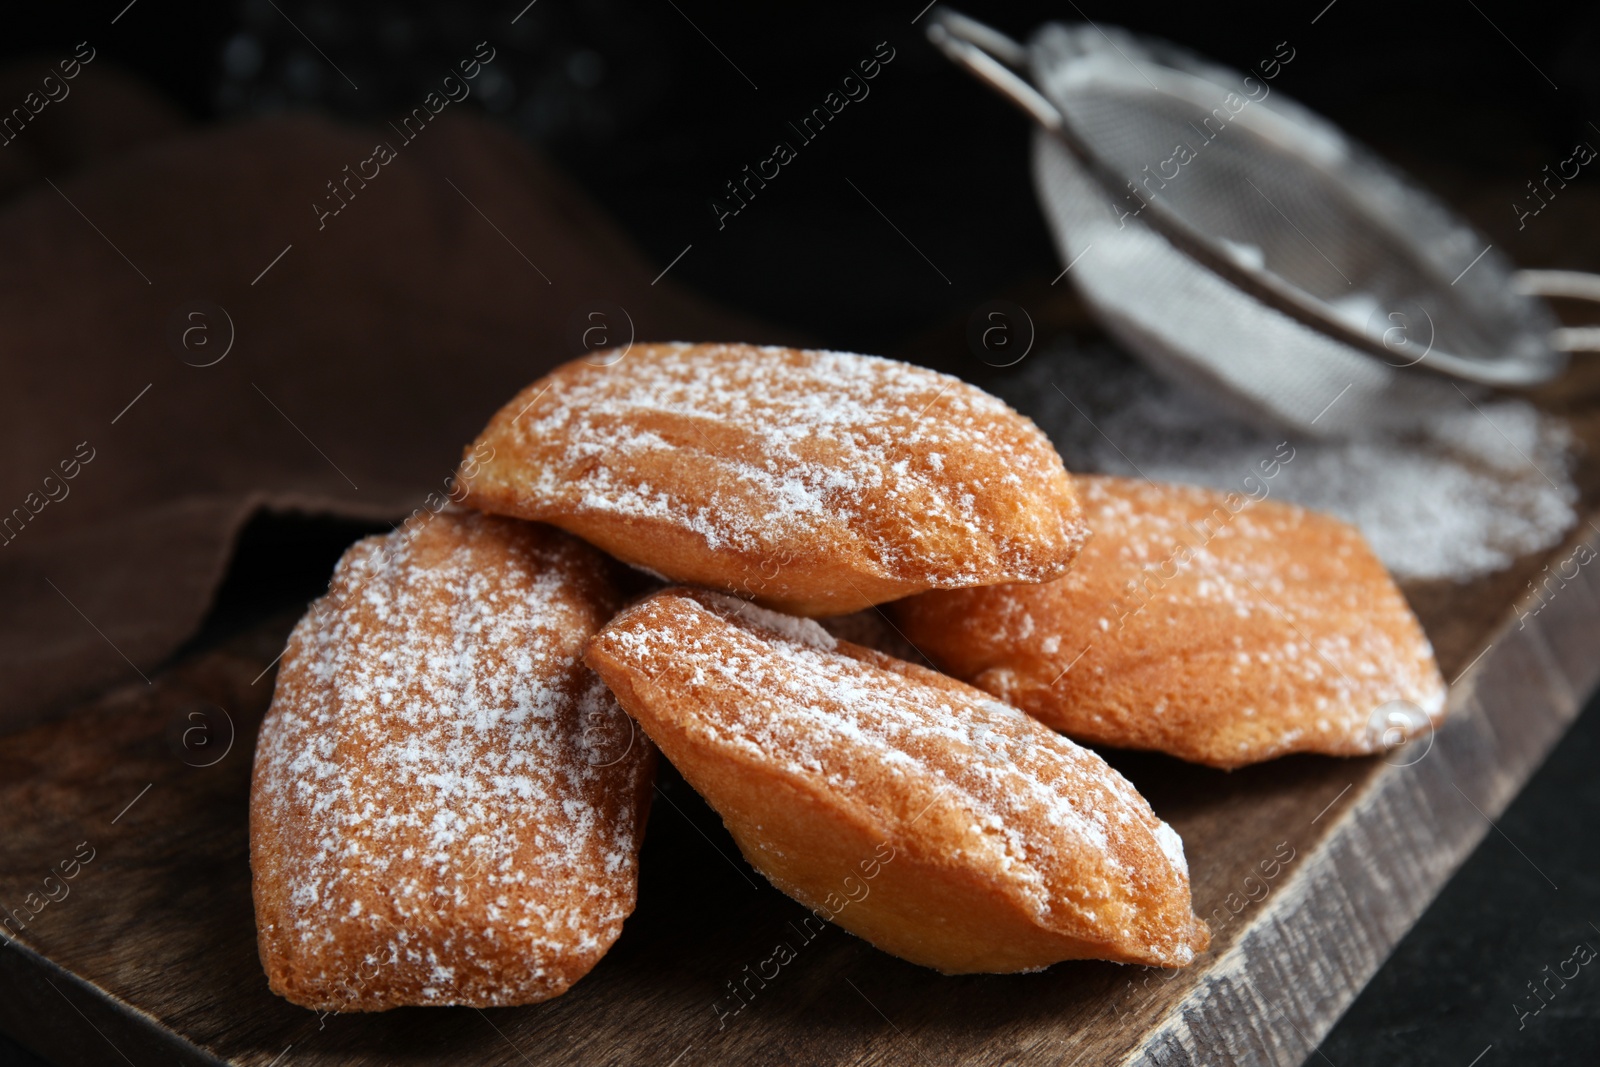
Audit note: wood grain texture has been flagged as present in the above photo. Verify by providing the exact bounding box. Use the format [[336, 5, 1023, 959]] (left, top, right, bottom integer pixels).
[[0, 508, 1596, 1067]]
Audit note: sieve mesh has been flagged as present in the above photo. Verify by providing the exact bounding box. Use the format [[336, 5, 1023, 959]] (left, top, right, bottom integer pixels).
[[1015, 22, 1563, 433]]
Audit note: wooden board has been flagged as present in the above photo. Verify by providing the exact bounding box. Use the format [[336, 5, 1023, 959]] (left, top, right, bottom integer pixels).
[[6, 286, 1600, 1065], [0, 502, 1596, 1067]]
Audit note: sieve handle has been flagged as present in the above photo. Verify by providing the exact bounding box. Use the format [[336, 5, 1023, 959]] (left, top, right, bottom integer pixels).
[[925, 12, 1065, 136], [924, 8, 1029, 69], [1513, 270, 1600, 353]]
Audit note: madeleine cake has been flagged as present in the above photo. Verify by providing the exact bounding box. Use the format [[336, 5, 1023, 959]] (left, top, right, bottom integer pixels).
[[459, 343, 1088, 616], [250, 511, 655, 1010], [584, 587, 1209, 973], [892, 475, 1448, 768]]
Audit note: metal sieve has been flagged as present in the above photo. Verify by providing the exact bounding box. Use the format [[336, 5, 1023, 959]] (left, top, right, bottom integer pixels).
[[926, 8, 1600, 435]]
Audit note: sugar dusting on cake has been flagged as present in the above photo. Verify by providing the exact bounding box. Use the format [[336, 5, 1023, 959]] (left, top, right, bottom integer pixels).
[[697, 590, 838, 650], [591, 589, 1202, 963], [252, 512, 652, 1007], [1085, 477, 1447, 745], [955, 475, 1449, 764], [477, 343, 1087, 586]]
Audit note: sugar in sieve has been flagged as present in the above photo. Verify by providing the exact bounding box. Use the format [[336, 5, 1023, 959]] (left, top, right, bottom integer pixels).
[[927, 8, 1600, 435]]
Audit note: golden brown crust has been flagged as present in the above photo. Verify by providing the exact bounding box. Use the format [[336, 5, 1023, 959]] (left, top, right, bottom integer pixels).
[[249, 512, 655, 1010], [892, 476, 1448, 769], [459, 343, 1087, 616], [584, 588, 1208, 974]]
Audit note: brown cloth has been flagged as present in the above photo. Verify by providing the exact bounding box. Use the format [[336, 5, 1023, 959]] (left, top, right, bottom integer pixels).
[[0, 65, 772, 733]]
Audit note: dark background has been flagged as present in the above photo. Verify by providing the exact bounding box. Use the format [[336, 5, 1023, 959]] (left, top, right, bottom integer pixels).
[[10, 0, 1600, 348], [3, 1, 1599, 1063]]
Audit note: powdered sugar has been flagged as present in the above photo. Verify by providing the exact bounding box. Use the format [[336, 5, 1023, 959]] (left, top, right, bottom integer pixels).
[[697, 591, 838, 650], [1152, 822, 1189, 880], [590, 590, 1199, 960], [995, 339, 1575, 581], [473, 343, 1085, 588], [252, 512, 651, 1007], [903, 475, 1449, 766]]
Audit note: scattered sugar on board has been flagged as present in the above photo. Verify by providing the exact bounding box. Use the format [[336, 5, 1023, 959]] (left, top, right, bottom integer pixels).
[[995, 339, 1576, 581]]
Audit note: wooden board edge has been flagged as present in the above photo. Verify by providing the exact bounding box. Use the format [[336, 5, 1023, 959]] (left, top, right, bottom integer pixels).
[[0, 933, 226, 1067]]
